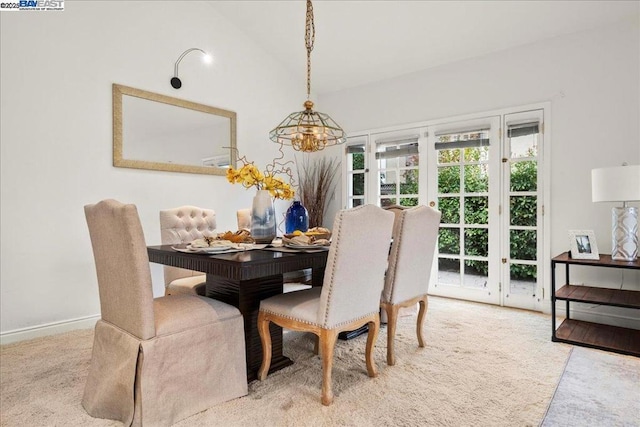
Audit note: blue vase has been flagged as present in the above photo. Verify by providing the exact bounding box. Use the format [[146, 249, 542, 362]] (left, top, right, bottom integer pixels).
[[285, 201, 309, 234]]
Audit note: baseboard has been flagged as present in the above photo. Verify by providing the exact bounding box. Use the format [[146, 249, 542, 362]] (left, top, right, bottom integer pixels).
[[0, 314, 100, 345]]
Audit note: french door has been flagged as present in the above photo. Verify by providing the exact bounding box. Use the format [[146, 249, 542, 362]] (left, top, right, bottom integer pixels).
[[426, 117, 501, 304], [342, 106, 547, 311]]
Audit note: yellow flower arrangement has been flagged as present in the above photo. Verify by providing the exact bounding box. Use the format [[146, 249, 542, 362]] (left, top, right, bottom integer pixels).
[[226, 150, 295, 200]]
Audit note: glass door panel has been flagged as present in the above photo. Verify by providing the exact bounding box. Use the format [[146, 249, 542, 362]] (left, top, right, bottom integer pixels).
[[503, 111, 543, 310], [345, 136, 368, 208], [375, 133, 420, 207]]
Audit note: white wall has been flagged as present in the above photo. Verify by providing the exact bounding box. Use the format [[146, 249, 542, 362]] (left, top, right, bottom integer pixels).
[[0, 1, 303, 338], [2, 3, 638, 340], [320, 17, 640, 312]]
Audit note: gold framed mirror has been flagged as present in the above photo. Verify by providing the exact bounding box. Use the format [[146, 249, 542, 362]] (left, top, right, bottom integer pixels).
[[113, 83, 236, 175]]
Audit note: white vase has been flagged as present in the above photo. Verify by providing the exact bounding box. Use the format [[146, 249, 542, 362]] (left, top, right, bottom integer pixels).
[[251, 189, 276, 243]]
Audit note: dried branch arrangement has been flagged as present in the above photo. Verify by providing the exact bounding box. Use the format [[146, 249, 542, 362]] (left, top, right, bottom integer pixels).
[[296, 156, 339, 228]]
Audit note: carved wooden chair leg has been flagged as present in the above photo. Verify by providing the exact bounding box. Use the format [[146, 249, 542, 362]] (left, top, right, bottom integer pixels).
[[320, 329, 338, 406], [313, 334, 320, 355], [257, 312, 272, 380], [417, 295, 428, 348], [382, 304, 399, 366], [365, 316, 380, 376]]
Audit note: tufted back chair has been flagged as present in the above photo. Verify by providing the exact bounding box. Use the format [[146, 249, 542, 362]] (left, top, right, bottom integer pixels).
[[160, 206, 216, 295]]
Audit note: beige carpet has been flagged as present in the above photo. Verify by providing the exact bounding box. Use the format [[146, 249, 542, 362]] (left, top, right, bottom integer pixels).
[[1, 297, 572, 427]]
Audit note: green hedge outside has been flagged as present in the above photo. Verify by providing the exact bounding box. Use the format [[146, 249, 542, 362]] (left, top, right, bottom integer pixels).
[[352, 148, 537, 280], [437, 148, 537, 280]]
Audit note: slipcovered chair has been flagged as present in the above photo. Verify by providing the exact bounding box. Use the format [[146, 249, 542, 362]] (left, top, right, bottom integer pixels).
[[257, 204, 394, 405], [83, 199, 247, 426], [237, 208, 312, 291], [380, 205, 441, 366], [160, 205, 217, 296]]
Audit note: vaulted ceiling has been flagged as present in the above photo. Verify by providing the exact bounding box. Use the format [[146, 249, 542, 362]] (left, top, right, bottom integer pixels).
[[211, 1, 639, 95]]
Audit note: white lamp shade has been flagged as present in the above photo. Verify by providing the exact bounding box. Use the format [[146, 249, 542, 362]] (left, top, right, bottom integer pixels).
[[591, 165, 640, 202]]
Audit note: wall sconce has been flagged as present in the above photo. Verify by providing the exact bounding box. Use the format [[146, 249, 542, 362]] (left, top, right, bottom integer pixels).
[[170, 48, 212, 89], [592, 164, 640, 261]]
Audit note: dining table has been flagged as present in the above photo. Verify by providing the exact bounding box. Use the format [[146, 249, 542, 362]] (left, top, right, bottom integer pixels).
[[147, 243, 329, 381]]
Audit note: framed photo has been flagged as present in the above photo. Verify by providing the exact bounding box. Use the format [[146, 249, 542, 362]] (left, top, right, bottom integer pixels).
[[568, 230, 600, 260]]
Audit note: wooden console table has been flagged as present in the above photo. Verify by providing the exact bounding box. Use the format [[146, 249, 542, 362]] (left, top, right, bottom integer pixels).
[[551, 252, 640, 357]]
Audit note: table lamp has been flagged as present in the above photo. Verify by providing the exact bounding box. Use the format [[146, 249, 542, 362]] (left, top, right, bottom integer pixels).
[[591, 164, 640, 261]]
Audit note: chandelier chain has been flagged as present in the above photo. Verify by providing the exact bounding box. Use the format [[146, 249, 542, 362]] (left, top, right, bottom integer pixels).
[[268, 0, 345, 151], [305, 0, 315, 100]]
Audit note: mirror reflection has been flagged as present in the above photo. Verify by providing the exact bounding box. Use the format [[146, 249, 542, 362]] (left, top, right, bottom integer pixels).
[[113, 84, 236, 175]]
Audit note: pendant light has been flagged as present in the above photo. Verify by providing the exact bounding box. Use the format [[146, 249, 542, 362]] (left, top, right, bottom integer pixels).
[[269, 0, 346, 152]]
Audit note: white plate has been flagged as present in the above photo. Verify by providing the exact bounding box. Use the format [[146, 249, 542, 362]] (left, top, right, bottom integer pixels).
[[285, 243, 330, 250], [186, 244, 233, 253]]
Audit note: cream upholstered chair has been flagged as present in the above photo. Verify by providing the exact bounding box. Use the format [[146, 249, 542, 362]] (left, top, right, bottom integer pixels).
[[381, 205, 441, 366], [237, 208, 312, 291], [82, 200, 247, 426], [160, 206, 217, 296], [383, 204, 408, 232], [257, 204, 394, 405], [237, 208, 251, 231], [381, 204, 411, 322]]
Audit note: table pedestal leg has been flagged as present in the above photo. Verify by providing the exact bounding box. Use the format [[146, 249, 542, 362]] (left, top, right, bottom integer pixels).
[[311, 267, 325, 287], [206, 274, 293, 381]]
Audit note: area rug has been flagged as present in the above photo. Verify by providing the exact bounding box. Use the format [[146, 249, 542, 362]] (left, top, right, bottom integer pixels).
[[541, 346, 640, 427], [1, 297, 572, 427]]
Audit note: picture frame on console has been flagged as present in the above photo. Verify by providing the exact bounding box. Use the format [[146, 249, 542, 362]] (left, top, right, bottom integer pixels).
[[568, 230, 600, 260]]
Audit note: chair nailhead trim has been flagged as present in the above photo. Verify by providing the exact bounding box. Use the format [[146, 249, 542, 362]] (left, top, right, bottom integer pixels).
[[261, 308, 377, 330], [260, 309, 319, 326], [321, 210, 343, 326], [386, 209, 406, 303]]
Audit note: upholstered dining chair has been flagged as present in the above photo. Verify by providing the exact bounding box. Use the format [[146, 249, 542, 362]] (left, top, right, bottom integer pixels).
[[237, 208, 312, 291], [160, 205, 217, 296], [383, 204, 408, 232], [237, 208, 251, 231], [380, 205, 441, 366], [381, 204, 412, 322], [257, 204, 395, 405], [83, 199, 247, 426]]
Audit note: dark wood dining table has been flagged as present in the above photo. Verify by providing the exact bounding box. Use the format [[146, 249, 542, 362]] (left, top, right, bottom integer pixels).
[[147, 244, 329, 381]]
